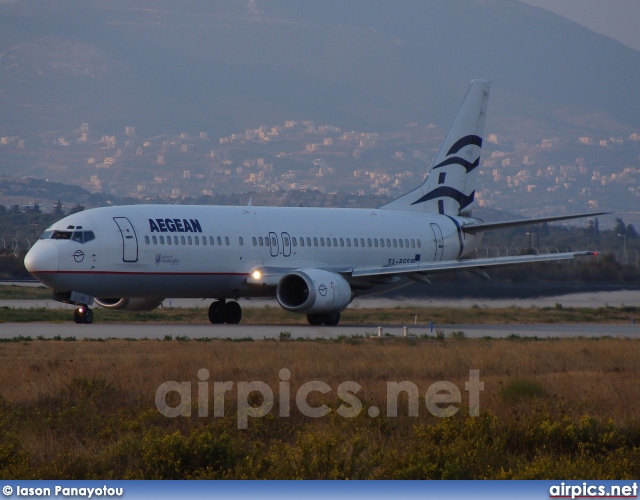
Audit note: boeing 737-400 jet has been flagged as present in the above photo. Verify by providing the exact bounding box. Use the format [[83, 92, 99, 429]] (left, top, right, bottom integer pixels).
[[24, 80, 603, 325]]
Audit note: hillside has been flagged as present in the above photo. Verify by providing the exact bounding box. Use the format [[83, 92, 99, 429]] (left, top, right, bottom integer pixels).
[[0, 0, 639, 138]]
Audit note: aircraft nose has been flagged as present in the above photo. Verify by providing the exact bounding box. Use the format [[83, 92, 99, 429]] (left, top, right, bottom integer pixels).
[[24, 241, 59, 275]]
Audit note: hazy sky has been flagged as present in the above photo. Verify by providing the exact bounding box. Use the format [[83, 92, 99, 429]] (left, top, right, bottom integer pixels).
[[519, 0, 640, 51]]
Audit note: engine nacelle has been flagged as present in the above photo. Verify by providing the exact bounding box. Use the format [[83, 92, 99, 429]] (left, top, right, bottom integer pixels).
[[276, 269, 352, 313], [94, 297, 164, 311]]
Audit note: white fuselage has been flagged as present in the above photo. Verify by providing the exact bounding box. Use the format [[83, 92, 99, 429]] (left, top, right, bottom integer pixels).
[[25, 204, 482, 300]]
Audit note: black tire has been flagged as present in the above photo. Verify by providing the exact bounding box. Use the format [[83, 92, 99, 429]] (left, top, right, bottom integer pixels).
[[323, 312, 340, 326], [224, 301, 242, 324], [83, 308, 94, 324], [73, 308, 83, 324], [208, 301, 224, 324], [307, 314, 323, 326]]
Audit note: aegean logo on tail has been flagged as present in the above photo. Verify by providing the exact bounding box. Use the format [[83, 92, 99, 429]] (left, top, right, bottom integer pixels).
[[411, 134, 481, 209]]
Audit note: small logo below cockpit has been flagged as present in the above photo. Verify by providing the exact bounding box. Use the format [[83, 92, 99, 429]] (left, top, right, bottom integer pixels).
[[73, 250, 85, 263]]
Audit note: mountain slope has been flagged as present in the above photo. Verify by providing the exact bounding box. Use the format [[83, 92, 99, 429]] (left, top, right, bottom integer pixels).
[[0, 0, 639, 138]]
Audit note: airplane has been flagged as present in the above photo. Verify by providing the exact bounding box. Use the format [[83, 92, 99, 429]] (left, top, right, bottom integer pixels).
[[24, 80, 604, 326]]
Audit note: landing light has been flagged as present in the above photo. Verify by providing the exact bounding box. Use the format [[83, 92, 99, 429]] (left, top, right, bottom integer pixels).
[[251, 270, 262, 280]]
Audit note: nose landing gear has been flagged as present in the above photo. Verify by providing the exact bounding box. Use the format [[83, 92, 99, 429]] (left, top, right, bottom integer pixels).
[[208, 299, 242, 324], [73, 306, 94, 324]]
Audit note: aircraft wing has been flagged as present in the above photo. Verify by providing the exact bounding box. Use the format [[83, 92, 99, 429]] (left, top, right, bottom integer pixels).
[[346, 251, 598, 278]]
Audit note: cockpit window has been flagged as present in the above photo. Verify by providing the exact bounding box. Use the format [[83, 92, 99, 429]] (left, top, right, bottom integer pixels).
[[47, 230, 95, 243], [51, 230, 73, 240]]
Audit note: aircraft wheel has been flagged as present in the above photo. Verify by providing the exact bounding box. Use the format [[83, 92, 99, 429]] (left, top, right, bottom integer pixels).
[[323, 312, 340, 326], [74, 306, 93, 324], [307, 314, 323, 326], [208, 301, 224, 324], [224, 301, 242, 324], [83, 307, 94, 324]]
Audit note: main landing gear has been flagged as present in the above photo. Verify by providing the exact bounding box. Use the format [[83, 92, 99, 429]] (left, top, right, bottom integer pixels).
[[73, 306, 94, 324], [307, 312, 341, 326], [208, 299, 242, 324]]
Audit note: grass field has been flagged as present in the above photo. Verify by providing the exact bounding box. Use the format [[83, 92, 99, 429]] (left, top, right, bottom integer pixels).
[[2, 303, 640, 325], [0, 284, 51, 300], [0, 337, 638, 479]]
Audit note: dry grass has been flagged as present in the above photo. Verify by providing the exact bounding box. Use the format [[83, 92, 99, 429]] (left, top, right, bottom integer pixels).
[[1, 338, 639, 479], [1, 338, 638, 423]]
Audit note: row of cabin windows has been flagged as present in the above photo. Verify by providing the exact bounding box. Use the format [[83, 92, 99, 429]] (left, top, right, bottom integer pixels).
[[145, 234, 421, 249], [145, 235, 232, 246], [252, 236, 421, 249]]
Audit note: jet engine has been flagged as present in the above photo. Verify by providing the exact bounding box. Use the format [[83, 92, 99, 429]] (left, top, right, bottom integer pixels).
[[276, 269, 352, 313], [94, 297, 164, 311]]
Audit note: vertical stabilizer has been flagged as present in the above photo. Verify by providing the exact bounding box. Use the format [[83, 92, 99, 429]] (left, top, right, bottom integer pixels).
[[380, 79, 490, 215]]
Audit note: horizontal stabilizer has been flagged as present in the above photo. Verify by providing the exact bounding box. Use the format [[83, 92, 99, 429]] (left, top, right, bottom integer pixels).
[[461, 212, 611, 234]]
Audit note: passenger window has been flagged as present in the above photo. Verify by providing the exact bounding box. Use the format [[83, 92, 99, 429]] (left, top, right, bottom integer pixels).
[[320, 238, 325, 247], [239, 237, 243, 246], [333, 238, 338, 247], [393, 239, 397, 248], [259, 236, 264, 246], [405, 239, 409, 248], [225, 236, 230, 246], [202, 236, 207, 245], [399, 239, 404, 248], [292, 237, 297, 247], [181, 236, 186, 245], [347, 238, 351, 247], [160, 236, 165, 245], [354, 238, 358, 248], [152, 236, 157, 245], [145, 236, 150, 244], [360, 238, 365, 247], [326, 238, 331, 247], [340, 238, 344, 247], [411, 239, 415, 248], [386, 239, 391, 247], [174, 236, 179, 245], [209, 236, 214, 245], [380, 239, 384, 248], [270, 236, 276, 247], [313, 237, 318, 247], [367, 238, 372, 248], [167, 236, 172, 245], [284, 237, 289, 246], [417, 239, 421, 248], [252, 237, 257, 246], [188, 236, 192, 245], [217, 236, 222, 245], [307, 237, 312, 246], [300, 238, 304, 247], [194, 236, 198, 245], [374, 239, 378, 248]]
